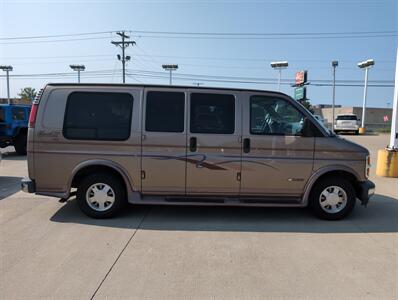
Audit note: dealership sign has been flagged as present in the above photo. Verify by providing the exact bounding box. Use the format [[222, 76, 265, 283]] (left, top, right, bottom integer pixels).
[[295, 71, 307, 86], [294, 86, 306, 100]]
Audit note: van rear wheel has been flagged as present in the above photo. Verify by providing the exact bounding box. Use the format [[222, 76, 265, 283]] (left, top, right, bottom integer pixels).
[[309, 177, 356, 220], [76, 173, 126, 218]]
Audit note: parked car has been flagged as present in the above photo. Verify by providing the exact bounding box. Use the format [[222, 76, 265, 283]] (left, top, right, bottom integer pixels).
[[0, 104, 31, 155], [22, 84, 375, 220], [334, 114, 360, 135]]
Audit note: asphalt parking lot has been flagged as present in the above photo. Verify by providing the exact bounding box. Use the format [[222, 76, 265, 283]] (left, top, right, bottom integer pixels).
[[1, 134, 397, 300]]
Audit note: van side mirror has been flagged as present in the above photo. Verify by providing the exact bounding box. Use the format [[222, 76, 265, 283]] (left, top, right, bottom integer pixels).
[[301, 118, 315, 137]]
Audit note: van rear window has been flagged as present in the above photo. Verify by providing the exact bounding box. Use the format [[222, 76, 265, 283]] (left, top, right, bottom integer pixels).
[[63, 92, 133, 141], [336, 115, 358, 121]]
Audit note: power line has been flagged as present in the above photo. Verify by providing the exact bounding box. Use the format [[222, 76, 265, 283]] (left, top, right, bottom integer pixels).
[[0, 31, 118, 40], [2, 29, 396, 40], [131, 33, 398, 40], [129, 30, 398, 36], [0, 36, 115, 45]]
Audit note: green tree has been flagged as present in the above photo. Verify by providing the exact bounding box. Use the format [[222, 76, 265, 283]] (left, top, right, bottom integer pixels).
[[298, 98, 314, 113], [18, 87, 37, 102]]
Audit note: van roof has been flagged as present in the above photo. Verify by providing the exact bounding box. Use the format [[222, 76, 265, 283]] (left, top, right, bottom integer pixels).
[[46, 83, 288, 95]]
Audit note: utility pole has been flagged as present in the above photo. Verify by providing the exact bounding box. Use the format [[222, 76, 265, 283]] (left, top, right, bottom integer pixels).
[[331, 61, 338, 132], [162, 64, 178, 85], [111, 31, 135, 83], [69, 64, 85, 83], [357, 59, 375, 134], [0, 65, 13, 104]]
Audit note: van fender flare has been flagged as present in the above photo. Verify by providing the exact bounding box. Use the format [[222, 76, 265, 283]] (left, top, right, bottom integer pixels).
[[67, 159, 136, 199], [302, 165, 362, 206]]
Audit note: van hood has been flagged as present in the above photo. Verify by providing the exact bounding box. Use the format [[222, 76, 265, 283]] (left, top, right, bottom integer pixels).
[[315, 136, 369, 162], [334, 135, 369, 154]]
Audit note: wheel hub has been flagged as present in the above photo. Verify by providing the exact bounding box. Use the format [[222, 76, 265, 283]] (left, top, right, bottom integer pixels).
[[86, 183, 115, 212], [319, 186, 347, 214]]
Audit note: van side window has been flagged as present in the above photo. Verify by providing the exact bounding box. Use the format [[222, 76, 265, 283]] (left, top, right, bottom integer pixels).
[[190, 93, 235, 134], [250, 96, 305, 136], [63, 92, 133, 141], [145, 91, 185, 132]]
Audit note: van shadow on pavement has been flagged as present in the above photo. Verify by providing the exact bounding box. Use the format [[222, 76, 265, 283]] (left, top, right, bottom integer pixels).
[[0, 176, 23, 200], [50, 194, 398, 234], [0, 151, 26, 161]]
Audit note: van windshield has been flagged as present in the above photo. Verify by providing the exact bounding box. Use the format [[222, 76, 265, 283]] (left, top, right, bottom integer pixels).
[[0, 107, 5, 122], [336, 115, 357, 121]]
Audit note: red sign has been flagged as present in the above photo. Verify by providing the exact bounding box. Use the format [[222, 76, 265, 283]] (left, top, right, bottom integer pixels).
[[295, 71, 307, 86]]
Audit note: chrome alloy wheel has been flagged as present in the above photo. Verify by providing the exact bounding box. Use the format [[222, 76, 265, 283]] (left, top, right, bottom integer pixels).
[[319, 186, 348, 214], [85, 183, 115, 212]]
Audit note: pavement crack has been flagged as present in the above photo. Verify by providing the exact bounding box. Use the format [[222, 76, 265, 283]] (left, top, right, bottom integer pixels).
[[90, 208, 151, 300]]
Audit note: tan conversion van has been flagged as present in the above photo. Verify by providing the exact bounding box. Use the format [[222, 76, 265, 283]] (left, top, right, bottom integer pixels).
[[21, 84, 375, 220]]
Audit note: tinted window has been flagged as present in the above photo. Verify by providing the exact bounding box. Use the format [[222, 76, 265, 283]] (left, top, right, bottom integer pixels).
[[12, 108, 26, 120], [145, 91, 185, 132], [0, 108, 4, 122], [63, 92, 133, 140], [336, 115, 358, 121], [250, 96, 305, 136], [190, 93, 235, 134]]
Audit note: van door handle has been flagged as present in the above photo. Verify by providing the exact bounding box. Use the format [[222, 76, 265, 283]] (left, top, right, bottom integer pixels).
[[189, 137, 197, 152], [243, 138, 250, 153]]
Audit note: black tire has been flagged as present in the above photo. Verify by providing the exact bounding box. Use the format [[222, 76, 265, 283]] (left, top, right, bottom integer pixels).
[[334, 130, 339, 135], [309, 177, 356, 220], [14, 131, 27, 155], [76, 173, 127, 218]]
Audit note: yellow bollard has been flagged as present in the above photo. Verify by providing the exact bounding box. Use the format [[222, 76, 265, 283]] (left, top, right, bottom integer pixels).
[[359, 127, 366, 134], [376, 149, 398, 178]]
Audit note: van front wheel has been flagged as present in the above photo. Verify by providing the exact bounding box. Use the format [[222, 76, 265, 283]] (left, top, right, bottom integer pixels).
[[76, 173, 126, 218], [309, 177, 356, 220]]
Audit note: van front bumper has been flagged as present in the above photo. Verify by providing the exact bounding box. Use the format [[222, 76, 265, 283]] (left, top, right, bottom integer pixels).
[[21, 177, 36, 193], [358, 180, 375, 206]]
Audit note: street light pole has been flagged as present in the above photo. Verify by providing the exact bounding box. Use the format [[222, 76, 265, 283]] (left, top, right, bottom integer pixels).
[[162, 64, 178, 85], [69, 65, 85, 83], [357, 59, 374, 133], [277, 68, 282, 91], [361, 67, 369, 129], [332, 61, 338, 132], [389, 49, 398, 150], [270, 61, 288, 92], [0, 65, 13, 104]]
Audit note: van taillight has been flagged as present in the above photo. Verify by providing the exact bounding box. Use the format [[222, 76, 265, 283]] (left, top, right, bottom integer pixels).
[[28, 104, 38, 128]]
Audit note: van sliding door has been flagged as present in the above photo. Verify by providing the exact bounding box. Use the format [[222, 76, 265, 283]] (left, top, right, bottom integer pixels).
[[141, 89, 187, 195], [185, 91, 241, 196]]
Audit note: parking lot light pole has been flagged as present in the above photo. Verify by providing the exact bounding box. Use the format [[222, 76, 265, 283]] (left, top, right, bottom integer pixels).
[[69, 65, 85, 83], [270, 61, 288, 91], [332, 61, 338, 132], [162, 64, 178, 85], [0, 65, 13, 104], [376, 50, 398, 177], [357, 59, 375, 134], [389, 50, 398, 150]]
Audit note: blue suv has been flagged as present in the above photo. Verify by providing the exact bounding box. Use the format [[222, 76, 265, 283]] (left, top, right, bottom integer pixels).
[[0, 104, 31, 155]]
